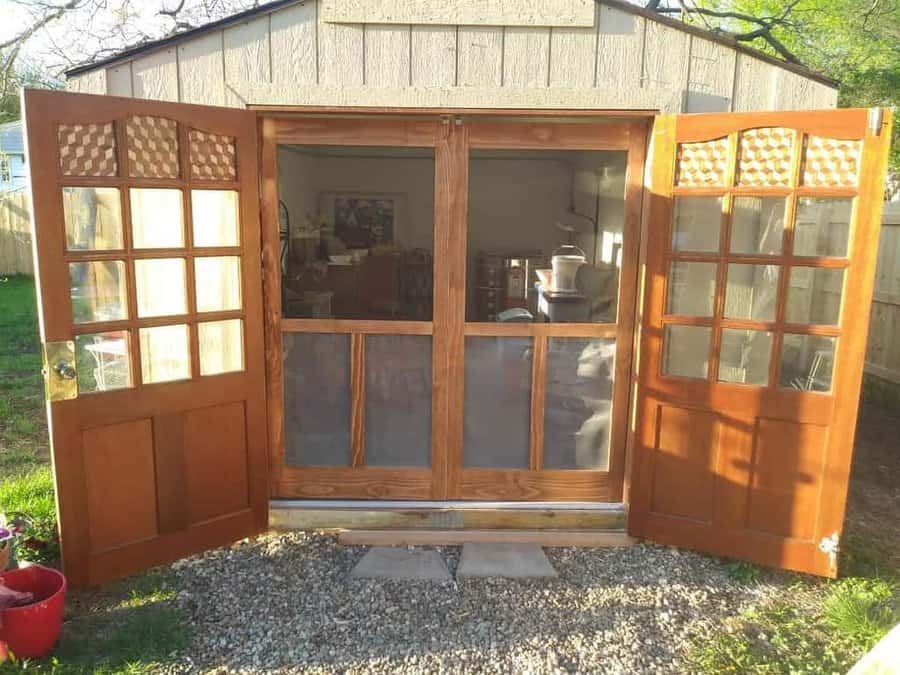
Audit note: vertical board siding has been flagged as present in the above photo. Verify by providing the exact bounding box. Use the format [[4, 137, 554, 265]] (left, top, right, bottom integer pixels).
[[224, 16, 272, 106], [364, 25, 412, 87], [132, 49, 179, 101], [318, 18, 364, 85], [178, 31, 227, 106], [503, 27, 551, 88], [270, 1, 318, 86], [106, 63, 133, 96], [685, 37, 735, 113], [457, 26, 504, 87], [732, 52, 777, 112], [548, 7, 598, 89], [68, 69, 107, 95], [411, 25, 457, 87], [65, 1, 836, 112], [595, 5, 644, 89], [642, 21, 689, 91]]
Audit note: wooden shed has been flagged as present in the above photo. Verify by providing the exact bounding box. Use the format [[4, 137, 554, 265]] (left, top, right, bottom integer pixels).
[[22, 0, 893, 586]]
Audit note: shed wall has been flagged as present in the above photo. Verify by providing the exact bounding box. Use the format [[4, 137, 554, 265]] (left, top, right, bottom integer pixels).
[[66, 0, 837, 113]]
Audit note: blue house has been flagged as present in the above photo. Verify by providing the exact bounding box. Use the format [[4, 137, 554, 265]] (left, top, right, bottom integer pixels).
[[0, 120, 27, 192]]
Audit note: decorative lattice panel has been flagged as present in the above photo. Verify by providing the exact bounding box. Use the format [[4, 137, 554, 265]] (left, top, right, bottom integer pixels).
[[189, 130, 237, 181], [58, 123, 118, 177], [675, 138, 730, 187], [802, 136, 861, 187], [125, 116, 180, 179], [736, 127, 796, 187]]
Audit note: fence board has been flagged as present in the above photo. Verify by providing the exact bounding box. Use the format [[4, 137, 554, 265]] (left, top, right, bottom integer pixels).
[[0, 192, 33, 275], [866, 204, 900, 384]]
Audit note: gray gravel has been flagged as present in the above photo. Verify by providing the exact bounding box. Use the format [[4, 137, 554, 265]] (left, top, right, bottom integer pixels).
[[161, 531, 777, 674]]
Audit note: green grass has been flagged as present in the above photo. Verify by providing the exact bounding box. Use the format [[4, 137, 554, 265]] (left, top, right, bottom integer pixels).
[[689, 538, 900, 674], [0, 276, 189, 674]]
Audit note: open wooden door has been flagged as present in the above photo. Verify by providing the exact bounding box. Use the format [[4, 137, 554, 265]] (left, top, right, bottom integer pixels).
[[629, 108, 893, 577], [23, 89, 268, 586], [629, 110, 891, 576]]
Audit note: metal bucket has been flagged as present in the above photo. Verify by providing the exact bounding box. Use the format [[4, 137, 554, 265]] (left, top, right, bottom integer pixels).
[[550, 245, 586, 293]]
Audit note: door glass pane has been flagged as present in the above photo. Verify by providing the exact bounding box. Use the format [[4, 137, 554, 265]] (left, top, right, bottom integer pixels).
[[365, 336, 432, 467], [666, 261, 717, 316], [543, 338, 615, 470], [134, 258, 187, 318], [730, 197, 785, 255], [718, 329, 772, 385], [794, 198, 852, 258], [662, 325, 711, 379], [283, 333, 350, 466], [192, 190, 239, 247], [74, 331, 132, 393], [195, 256, 242, 312], [464, 337, 532, 468], [130, 188, 184, 248], [672, 196, 722, 253], [139, 324, 190, 384], [199, 319, 243, 375], [63, 187, 123, 250], [786, 268, 844, 326], [278, 145, 434, 321], [780, 334, 836, 393], [724, 264, 779, 322], [69, 260, 127, 323], [466, 149, 625, 323]]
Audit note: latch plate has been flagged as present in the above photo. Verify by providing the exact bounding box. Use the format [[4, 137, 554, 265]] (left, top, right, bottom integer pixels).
[[43, 340, 78, 402]]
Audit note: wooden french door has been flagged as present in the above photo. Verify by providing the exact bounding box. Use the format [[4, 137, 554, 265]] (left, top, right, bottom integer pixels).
[[263, 117, 447, 499], [629, 109, 893, 577], [447, 119, 648, 501], [262, 115, 646, 502], [23, 89, 268, 586]]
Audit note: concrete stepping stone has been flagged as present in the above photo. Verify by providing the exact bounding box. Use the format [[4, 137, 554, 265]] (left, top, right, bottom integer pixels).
[[456, 543, 558, 579], [350, 546, 451, 580]]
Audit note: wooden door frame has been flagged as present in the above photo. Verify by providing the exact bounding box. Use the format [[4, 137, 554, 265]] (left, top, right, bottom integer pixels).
[[257, 109, 650, 504]]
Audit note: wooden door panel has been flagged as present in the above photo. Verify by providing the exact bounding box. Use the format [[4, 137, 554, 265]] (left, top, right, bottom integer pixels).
[[630, 108, 894, 577], [648, 404, 717, 523], [24, 89, 268, 586]]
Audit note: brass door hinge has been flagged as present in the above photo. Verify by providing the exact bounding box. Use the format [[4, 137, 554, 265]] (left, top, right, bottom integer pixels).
[[43, 340, 77, 402]]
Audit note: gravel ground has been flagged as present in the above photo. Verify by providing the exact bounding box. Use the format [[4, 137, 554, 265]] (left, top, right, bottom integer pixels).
[[160, 531, 780, 674]]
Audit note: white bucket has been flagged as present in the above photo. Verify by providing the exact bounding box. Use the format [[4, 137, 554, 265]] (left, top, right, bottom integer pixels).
[[551, 247, 586, 293]]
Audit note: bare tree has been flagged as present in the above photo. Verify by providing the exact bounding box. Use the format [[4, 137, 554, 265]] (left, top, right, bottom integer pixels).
[[644, 0, 804, 63]]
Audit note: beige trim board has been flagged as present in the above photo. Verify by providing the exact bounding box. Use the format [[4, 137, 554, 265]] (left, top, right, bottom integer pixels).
[[339, 529, 636, 547], [320, 0, 596, 27]]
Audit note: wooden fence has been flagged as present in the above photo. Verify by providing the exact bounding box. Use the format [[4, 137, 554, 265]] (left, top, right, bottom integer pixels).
[[0, 191, 33, 275], [866, 202, 900, 384]]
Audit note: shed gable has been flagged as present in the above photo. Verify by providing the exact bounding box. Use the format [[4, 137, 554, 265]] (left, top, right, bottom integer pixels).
[[66, 0, 838, 114]]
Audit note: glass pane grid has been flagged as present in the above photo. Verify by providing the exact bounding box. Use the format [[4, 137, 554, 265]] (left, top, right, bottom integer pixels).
[[667, 128, 855, 394]]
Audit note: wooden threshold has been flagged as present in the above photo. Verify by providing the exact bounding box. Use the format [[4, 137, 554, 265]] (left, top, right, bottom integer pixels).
[[269, 504, 627, 531], [338, 529, 636, 548]]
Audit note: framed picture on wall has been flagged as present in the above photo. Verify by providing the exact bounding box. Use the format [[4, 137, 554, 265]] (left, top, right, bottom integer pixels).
[[319, 192, 407, 249]]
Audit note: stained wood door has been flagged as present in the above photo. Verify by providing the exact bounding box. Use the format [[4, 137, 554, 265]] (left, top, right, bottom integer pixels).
[[23, 89, 268, 586], [629, 108, 893, 577]]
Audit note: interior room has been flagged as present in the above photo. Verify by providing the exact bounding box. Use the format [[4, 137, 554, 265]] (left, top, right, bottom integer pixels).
[[276, 145, 628, 324]]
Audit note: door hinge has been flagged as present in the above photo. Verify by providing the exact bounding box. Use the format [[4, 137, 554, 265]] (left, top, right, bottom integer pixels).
[[868, 108, 884, 136], [819, 532, 840, 571], [43, 340, 77, 402]]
